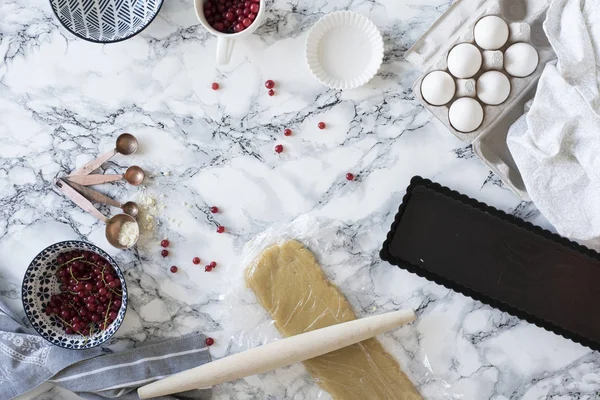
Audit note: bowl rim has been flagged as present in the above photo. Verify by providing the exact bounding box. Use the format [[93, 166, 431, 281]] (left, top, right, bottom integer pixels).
[[21, 240, 128, 349], [48, 0, 165, 44]]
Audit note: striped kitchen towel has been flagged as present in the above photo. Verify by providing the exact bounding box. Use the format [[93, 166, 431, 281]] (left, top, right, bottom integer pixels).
[[0, 299, 211, 399], [49, 332, 212, 399]]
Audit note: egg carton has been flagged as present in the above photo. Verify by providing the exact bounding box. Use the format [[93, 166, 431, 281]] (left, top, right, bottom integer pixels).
[[406, 0, 556, 199]]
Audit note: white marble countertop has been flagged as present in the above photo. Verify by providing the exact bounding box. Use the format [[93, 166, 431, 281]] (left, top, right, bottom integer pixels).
[[2, 0, 599, 399]]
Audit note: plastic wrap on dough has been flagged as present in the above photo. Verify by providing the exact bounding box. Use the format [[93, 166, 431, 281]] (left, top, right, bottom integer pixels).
[[222, 215, 460, 399], [246, 239, 422, 399]]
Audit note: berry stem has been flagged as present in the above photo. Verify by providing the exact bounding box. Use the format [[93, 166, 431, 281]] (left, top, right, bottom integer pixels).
[[103, 298, 112, 329], [99, 269, 123, 296]]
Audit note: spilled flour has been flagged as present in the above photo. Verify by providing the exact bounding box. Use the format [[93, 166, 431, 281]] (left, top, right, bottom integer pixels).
[[137, 192, 162, 233], [130, 170, 187, 247]]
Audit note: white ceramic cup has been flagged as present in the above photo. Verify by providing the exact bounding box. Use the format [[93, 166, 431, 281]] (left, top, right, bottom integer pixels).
[[194, 0, 266, 65]]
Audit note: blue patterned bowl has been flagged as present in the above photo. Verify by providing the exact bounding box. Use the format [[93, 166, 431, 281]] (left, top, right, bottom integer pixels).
[[49, 0, 163, 43], [21, 241, 128, 349]]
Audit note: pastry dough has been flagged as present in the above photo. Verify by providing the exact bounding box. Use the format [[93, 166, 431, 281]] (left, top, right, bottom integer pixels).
[[245, 240, 422, 400]]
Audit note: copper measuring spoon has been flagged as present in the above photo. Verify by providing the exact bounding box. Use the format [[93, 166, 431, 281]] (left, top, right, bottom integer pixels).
[[54, 179, 139, 249], [69, 133, 138, 177], [66, 166, 146, 186], [66, 181, 139, 217]]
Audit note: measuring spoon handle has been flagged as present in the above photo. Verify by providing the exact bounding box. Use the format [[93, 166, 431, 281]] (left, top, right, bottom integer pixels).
[[69, 149, 117, 176], [54, 179, 107, 222], [66, 181, 122, 208], [66, 174, 123, 186]]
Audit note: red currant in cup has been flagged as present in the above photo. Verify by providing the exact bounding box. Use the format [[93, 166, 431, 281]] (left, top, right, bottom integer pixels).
[[205, 0, 259, 33]]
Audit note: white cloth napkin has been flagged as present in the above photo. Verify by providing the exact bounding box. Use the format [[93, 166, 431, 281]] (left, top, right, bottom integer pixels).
[[507, 0, 600, 241]]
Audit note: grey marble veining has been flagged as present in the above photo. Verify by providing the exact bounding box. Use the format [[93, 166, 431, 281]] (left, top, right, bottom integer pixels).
[[2, 0, 600, 399]]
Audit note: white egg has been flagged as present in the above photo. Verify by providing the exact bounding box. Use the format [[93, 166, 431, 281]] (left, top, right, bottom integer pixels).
[[447, 43, 482, 79], [476, 71, 511, 105], [420, 71, 456, 106], [474, 16, 509, 50], [448, 98, 484, 133], [504, 42, 538, 77]]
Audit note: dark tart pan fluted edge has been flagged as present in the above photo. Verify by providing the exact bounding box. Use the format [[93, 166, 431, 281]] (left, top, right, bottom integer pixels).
[[381, 176, 600, 352]]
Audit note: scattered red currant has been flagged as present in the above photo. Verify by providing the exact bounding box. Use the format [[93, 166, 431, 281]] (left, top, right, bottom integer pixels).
[[193, 257, 201, 265], [346, 173, 355, 181], [170, 266, 178, 273], [217, 226, 225, 234], [274, 144, 283, 153], [210, 206, 219, 213], [205, 265, 213, 272], [265, 80, 275, 89], [209, 261, 217, 268], [268, 89, 275, 96], [161, 249, 169, 257], [211, 82, 220, 90], [283, 128, 292, 136], [161, 239, 169, 248], [205, 337, 215, 346], [318, 121, 326, 129]]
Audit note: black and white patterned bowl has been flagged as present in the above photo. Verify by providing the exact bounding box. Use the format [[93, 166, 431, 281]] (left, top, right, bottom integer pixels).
[[49, 0, 163, 43], [21, 241, 128, 349]]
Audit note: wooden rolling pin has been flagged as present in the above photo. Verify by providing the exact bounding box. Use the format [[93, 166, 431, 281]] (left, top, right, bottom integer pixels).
[[138, 309, 416, 399]]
